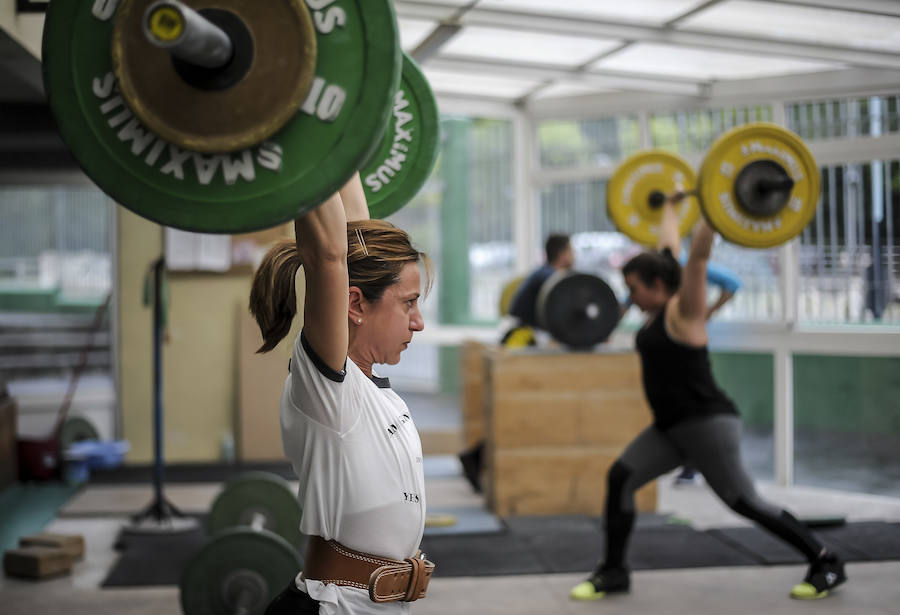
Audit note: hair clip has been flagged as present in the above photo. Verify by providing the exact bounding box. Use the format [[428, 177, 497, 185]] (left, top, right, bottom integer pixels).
[[355, 228, 369, 256]]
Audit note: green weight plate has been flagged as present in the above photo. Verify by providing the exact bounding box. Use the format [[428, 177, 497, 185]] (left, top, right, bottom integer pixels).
[[362, 52, 440, 219], [207, 472, 303, 549], [180, 528, 302, 615], [59, 416, 100, 450], [42, 0, 401, 233]]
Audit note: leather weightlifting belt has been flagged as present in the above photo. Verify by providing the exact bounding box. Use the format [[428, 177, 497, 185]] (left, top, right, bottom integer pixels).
[[301, 536, 435, 603]]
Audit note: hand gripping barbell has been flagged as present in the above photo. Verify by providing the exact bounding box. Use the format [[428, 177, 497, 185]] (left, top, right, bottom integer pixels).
[[607, 123, 820, 249]]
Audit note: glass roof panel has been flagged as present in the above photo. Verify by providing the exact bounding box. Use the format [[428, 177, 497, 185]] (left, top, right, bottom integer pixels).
[[476, 0, 707, 25], [398, 18, 436, 53], [399, 0, 472, 20], [423, 68, 543, 99], [680, 0, 900, 52], [786, 0, 900, 16], [439, 26, 622, 67], [532, 81, 618, 100], [593, 43, 843, 80]]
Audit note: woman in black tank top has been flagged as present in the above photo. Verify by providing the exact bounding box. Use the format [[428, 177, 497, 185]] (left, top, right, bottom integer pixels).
[[569, 191, 846, 603]]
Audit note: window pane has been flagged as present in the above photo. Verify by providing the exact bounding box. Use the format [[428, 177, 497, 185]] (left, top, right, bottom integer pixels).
[[387, 116, 515, 327], [793, 355, 900, 497], [538, 117, 640, 168], [798, 161, 900, 325], [0, 187, 111, 303], [650, 104, 773, 154], [786, 94, 900, 140]]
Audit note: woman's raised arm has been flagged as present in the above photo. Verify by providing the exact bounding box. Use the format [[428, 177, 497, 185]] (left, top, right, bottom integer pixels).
[[295, 191, 350, 373]]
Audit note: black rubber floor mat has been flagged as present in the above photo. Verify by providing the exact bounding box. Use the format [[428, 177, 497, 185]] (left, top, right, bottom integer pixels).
[[419, 531, 545, 577], [102, 527, 208, 587], [629, 525, 759, 570], [707, 526, 806, 565], [815, 521, 900, 561]]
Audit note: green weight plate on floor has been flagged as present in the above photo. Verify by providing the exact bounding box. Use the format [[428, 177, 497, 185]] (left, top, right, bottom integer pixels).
[[362, 52, 440, 219], [42, 0, 401, 233], [207, 472, 303, 549], [59, 416, 100, 450], [180, 527, 301, 615]]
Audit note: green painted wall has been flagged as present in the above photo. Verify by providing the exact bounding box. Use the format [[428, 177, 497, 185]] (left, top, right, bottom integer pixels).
[[709, 352, 774, 429], [794, 354, 900, 435], [709, 352, 900, 436], [439, 118, 471, 326]]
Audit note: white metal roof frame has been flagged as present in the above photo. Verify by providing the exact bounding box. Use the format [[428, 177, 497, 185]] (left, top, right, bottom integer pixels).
[[396, 0, 900, 117]]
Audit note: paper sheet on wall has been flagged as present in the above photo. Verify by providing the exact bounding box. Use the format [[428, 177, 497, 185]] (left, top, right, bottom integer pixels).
[[165, 228, 232, 271]]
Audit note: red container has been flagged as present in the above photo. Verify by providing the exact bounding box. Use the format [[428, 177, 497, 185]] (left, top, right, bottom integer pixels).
[[17, 438, 61, 481]]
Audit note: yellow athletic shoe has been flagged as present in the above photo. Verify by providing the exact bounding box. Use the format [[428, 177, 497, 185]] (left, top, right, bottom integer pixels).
[[789, 552, 846, 600], [570, 581, 606, 601], [569, 567, 630, 601], [790, 582, 828, 600]]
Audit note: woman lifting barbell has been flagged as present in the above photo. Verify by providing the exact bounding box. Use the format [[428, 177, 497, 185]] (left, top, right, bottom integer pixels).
[[250, 172, 435, 614], [570, 190, 847, 602]]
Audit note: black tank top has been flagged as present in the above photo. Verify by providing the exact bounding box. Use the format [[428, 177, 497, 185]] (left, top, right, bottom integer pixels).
[[635, 303, 737, 430]]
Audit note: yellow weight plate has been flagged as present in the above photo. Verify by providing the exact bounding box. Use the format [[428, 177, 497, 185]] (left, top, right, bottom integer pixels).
[[607, 150, 700, 246], [498, 275, 525, 316], [697, 123, 820, 249]]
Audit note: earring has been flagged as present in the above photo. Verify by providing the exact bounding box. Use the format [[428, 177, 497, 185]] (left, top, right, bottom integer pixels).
[[357, 318, 362, 324]]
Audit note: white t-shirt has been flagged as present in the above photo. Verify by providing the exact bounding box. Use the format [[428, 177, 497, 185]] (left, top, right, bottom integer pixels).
[[281, 331, 426, 615]]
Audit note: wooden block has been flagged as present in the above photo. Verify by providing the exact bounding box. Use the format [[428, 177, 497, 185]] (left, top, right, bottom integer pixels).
[[460, 341, 489, 448], [490, 448, 657, 517], [3, 547, 73, 579], [490, 351, 645, 393], [483, 350, 657, 517], [19, 533, 85, 561], [419, 429, 463, 456], [0, 395, 16, 490], [491, 390, 652, 448]]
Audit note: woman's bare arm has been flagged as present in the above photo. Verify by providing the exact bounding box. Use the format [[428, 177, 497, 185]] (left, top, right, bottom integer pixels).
[[656, 191, 684, 259], [676, 217, 715, 322], [339, 172, 370, 222], [295, 192, 349, 373]]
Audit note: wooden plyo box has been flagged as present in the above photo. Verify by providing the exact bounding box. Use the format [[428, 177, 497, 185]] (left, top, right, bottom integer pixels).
[[460, 340, 491, 449], [482, 348, 657, 516], [3, 546, 72, 579], [19, 534, 85, 561]]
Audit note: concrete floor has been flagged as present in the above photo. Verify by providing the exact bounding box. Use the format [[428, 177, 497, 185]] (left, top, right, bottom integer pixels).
[[2, 463, 900, 615]]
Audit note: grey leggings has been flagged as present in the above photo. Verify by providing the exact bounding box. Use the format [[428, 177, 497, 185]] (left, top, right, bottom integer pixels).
[[602, 414, 823, 569]]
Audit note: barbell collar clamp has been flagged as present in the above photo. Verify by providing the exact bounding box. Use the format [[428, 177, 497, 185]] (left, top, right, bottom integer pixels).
[[144, 0, 234, 69]]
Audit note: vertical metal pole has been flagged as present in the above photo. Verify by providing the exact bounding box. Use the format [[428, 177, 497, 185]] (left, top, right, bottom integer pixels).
[[814, 169, 825, 320], [886, 162, 895, 322], [870, 96, 885, 320], [638, 110, 652, 149], [110, 203, 122, 439], [774, 346, 794, 487], [828, 167, 839, 320], [152, 257, 165, 511], [513, 109, 538, 274]]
